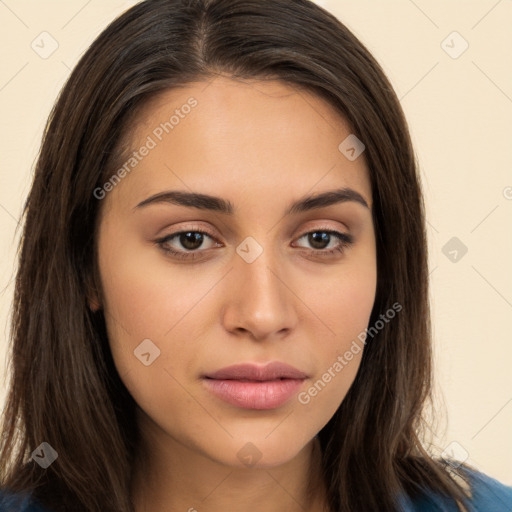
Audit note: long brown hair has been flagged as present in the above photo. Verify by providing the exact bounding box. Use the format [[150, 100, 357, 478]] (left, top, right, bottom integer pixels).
[[0, 0, 472, 510]]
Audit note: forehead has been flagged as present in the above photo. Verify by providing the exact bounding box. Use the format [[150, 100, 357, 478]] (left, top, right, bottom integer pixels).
[[105, 75, 371, 213], [135, 75, 346, 131]]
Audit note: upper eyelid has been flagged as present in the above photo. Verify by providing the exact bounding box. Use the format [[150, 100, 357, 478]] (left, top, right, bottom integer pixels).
[[160, 220, 350, 239]]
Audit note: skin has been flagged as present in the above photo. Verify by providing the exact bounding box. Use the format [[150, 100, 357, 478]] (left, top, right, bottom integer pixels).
[[92, 75, 377, 512]]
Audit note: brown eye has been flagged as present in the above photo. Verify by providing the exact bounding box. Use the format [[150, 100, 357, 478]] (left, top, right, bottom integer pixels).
[[294, 230, 353, 257], [155, 228, 220, 260]]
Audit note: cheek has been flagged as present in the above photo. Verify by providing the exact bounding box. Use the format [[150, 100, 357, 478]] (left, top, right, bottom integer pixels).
[[291, 257, 376, 425], [98, 246, 207, 433], [306, 254, 377, 345], [98, 230, 213, 350], [97, 233, 230, 431]]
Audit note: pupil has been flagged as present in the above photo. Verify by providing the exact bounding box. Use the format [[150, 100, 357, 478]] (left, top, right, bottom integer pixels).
[[181, 232, 203, 250], [309, 232, 329, 249]]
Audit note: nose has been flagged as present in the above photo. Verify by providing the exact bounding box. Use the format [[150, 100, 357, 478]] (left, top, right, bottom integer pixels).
[[221, 242, 298, 341]]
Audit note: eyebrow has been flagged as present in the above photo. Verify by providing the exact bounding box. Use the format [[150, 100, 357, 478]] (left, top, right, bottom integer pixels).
[[133, 187, 369, 215]]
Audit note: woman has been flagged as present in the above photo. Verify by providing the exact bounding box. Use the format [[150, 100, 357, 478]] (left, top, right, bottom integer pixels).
[[1, 0, 511, 511]]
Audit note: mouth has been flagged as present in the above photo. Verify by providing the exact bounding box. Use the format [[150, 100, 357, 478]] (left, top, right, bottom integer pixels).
[[202, 362, 308, 410]]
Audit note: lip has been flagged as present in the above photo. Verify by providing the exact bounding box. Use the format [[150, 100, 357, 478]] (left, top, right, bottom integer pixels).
[[202, 362, 308, 410], [204, 362, 308, 381]]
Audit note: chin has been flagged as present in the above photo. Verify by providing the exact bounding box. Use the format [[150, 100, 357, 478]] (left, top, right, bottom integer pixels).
[[206, 431, 314, 470]]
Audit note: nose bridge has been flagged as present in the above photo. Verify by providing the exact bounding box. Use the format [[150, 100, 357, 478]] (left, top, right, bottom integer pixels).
[[223, 234, 295, 337], [236, 234, 286, 306]]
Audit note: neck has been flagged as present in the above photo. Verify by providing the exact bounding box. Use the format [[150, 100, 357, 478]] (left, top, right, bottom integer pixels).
[[131, 413, 329, 512]]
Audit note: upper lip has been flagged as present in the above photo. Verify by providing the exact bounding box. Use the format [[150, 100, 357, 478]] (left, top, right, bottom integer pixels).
[[204, 362, 308, 381]]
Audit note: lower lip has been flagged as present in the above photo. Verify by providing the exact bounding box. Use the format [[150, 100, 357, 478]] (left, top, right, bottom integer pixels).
[[203, 378, 305, 410]]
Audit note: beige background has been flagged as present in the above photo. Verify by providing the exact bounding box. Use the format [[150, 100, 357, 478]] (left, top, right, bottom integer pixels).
[[1, 0, 511, 484]]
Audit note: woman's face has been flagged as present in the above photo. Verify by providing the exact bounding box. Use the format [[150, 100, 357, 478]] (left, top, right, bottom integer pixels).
[[94, 76, 377, 469]]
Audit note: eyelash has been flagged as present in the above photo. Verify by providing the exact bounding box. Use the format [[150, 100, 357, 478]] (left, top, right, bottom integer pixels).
[[155, 226, 354, 261]]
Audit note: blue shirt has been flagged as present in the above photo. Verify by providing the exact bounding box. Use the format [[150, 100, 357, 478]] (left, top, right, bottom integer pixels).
[[1, 469, 511, 511], [399, 469, 512, 511]]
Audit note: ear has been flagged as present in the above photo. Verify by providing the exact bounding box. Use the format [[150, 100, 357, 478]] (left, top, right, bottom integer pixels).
[[85, 272, 102, 312], [88, 295, 101, 312]]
